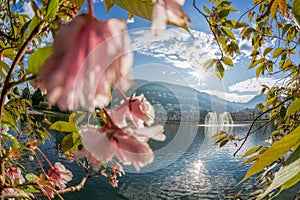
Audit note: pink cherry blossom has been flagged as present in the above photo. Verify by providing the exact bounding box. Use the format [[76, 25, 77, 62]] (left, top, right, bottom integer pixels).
[[39, 15, 132, 111], [6, 166, 25, 185], [73, 150, 102, 171], [108, 94, 154, 128], [29, 77, 47, 94], [151, 0, 189, 34], [78, 124, 165, 171], [47, 162, 73, 189]]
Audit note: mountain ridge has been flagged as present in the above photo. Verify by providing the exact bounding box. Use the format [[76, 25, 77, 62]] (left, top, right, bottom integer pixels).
[[121, 79, 264, 112]]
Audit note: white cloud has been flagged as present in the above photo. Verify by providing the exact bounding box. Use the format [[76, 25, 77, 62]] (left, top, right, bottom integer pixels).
[[228, 77, 283, 93], [127, 18, 135, 24], [131, 28, 219, 71]]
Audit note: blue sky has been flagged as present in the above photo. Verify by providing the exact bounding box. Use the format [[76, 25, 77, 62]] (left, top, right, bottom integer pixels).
[[21, 0, 298, 103]]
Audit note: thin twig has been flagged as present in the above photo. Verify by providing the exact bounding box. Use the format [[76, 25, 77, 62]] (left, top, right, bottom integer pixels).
[[237, 4, 260, 23], [10, 75, 36, 88], [192, 0, 224, 60]]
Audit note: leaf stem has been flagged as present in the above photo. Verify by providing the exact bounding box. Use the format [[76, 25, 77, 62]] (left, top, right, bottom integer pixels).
[[88, 0, 94, 20]]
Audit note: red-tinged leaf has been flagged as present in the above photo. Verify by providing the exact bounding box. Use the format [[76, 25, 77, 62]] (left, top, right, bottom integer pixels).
[[278, 0, 286, 16], [226, 196, 235, 199], [9, 151, 22, 158]]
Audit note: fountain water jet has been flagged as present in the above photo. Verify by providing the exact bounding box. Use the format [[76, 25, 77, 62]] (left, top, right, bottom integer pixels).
[[204, 112, 234, 135]]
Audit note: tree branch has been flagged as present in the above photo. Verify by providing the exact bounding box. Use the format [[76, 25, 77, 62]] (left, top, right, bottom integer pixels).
[[233, 96, 293, 156], [0, 21, 46, 196], [0, 22, 46, 125]]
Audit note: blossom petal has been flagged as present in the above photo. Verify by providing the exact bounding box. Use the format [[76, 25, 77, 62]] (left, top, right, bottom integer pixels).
[[39, 16, 132, 111]]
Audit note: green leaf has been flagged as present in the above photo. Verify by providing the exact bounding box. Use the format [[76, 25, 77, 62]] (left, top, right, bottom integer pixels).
[[221, 27, 236, 40], [241, 154, 259, 165], [284, 145, 300, 166], [255, 63, 264, 77], [25, 173, 38, 182], [241, 146, 267, 158], [263, 47, 273, 56], [286, 98, 300, 116], [62, 132, 82, 152], [3, 109, 17, 129], [292, 0, 300, 17], [219, 138, 229, 148], [270, 0, 278, 19], [272, 47, 285, 58], [109, 0, 189, 31], [45, 0, 59, 19], [50, 121, 78, 133], [2, 49, 15, 60], [104, 0, 115, 14], [279, 171, 300, 195], [28, 46, 52, 75], [215, 61, 225, 80], [28, 15, 40, 37], [218, 9, 230, 18], [203, 58, 215, 71], [2, 131, 20, 151], [263, 96, 277, 111], [222, 56, 233, 66], [0, 60, 10, 73], [24, 185, 41, 193], [241, 125, 300, 183], [257, 158, 300, 199], [248, 58, 265, 69], [203, 5, 210, 14], [282, 24, 292, 36]]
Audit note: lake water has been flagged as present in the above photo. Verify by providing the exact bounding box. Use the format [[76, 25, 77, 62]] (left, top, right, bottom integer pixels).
[[37, 120, 298, 200]]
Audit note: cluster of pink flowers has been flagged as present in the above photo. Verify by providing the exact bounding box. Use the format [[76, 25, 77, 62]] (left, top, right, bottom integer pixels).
[[75, 93, 165, 172], [36, 13, 167, 172], [47, 162, 73, 189], [6, 166, 25, 185], [30, 0, 189, 190]]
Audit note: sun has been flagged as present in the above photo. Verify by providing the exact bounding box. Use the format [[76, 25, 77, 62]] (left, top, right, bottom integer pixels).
[[187, 68, 205, 87]]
